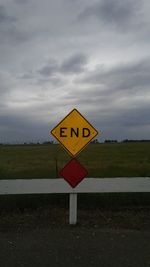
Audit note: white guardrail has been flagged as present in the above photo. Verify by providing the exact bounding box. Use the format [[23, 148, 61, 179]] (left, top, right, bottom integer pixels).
[[0, 178, 150, 225]]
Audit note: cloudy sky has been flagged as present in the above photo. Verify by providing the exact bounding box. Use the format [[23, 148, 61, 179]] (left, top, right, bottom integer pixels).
[[0, 0, 150, 143]]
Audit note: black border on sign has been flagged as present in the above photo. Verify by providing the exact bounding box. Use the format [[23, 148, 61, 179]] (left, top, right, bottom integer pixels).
[[50, 108, 99, 157]]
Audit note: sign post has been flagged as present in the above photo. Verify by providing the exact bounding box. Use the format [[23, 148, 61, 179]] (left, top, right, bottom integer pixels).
[[51, 108, 98, 224], [69, 193, 77, 225]]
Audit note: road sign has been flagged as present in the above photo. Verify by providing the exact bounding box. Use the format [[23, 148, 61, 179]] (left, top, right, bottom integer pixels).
[[51, 108, 98, 157], [59, 158, 88, 188]]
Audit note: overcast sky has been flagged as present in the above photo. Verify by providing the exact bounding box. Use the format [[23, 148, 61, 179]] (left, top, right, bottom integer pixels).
[[0, 0, 150, 143]]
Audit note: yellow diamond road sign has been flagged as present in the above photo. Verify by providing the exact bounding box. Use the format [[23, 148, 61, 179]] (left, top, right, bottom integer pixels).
[[51, 109, 98, 157]]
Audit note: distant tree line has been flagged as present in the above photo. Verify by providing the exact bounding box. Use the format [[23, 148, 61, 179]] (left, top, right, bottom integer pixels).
[[104, 140, 118, 143], [104, 139, 150, 143], [122, 139, 150, 143], [91, 139, 99, 144], [0, 139, 150, 146]]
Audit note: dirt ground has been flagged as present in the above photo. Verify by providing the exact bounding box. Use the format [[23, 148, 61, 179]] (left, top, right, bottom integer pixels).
[[0, 206, 150, 267]]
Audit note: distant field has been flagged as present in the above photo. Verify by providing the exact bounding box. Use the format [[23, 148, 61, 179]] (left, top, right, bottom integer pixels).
[[0, 142, 150, 179]]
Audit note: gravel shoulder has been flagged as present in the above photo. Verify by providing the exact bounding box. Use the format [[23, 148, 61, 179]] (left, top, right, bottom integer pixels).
[[0, 206, 150, 231], [0, 206, 150, 267]]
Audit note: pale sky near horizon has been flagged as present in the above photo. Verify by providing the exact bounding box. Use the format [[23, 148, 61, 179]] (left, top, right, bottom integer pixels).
[[0, 0, 150, 143]]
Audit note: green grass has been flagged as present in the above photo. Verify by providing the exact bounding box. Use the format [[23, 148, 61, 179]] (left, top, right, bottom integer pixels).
[[0, 142, 150, 179]]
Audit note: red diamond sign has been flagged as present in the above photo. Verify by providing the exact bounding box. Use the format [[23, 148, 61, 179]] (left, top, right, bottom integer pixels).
[[59, 158, 88, 188]]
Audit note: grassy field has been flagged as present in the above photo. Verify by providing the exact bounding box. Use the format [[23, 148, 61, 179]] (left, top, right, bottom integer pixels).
[[0, 142, 150, 179]]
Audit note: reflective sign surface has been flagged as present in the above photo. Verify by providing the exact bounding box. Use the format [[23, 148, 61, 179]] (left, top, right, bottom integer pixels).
[[51, 109, 98, 157], [59, 158, 88, 188]]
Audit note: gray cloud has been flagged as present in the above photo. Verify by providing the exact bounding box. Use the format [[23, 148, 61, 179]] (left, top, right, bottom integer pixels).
[[0, 4, 30, 45], [0, 71, 14, 98], [60, 53, 87, 74], [71, 59, 150, 138], [0, 4, 16, 24], [81, 59, 150, 92], [38, 59, 58, 77], [0, 113, 50, 143], [0, 0, 150, 142], [20, 72, 35, 80], [38, 53, 88, 78], [78, 0, 142, 31], [14, 0, 30, 5]]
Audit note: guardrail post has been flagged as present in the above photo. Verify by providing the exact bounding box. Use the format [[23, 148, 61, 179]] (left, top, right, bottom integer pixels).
[[69, 193, 77, 225]]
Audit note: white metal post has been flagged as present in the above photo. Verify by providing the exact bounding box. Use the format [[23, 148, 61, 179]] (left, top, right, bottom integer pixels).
[[69, 193, 77, 225]]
